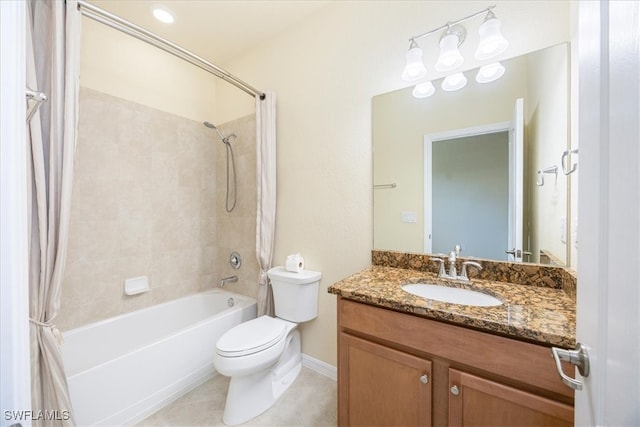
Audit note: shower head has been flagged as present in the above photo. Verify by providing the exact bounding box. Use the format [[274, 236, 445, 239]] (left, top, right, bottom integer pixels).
[[203, 121, 227, 143], [204, 121, 238, 213]]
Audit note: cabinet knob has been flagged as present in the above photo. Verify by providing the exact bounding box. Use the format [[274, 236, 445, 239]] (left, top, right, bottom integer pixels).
[[450, 385, 460, 396], [419, 374, 429, 384]]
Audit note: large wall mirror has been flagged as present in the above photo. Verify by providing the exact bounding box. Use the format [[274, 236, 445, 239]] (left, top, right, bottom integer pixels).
[[373, 43, 576, 266]]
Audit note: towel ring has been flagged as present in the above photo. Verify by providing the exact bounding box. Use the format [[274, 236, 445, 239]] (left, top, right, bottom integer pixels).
[[561, 148, 579, 175]]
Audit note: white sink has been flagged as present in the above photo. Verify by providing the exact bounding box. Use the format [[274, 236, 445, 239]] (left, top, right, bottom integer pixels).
[[402, 283, 502, 307]]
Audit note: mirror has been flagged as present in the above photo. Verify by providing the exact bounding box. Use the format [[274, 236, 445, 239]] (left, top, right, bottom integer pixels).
[[373, 43, 573, 266]]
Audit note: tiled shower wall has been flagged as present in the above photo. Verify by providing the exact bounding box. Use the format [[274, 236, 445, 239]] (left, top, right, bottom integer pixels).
[[57, 87, 258, 331]]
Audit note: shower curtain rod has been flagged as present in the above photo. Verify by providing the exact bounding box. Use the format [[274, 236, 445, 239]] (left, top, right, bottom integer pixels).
[[76, 0, 265, 100]]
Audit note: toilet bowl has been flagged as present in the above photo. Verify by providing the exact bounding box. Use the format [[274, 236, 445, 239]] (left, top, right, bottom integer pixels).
[[214, 266, 321, 426]]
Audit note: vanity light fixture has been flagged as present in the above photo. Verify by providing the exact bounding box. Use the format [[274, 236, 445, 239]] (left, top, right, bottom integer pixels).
[[475, 10, 509, 60], [412, 81, 436, 98], [152, 5, 174, 24], [401, 40, 428, 82], [401, 5, 507, 80], [442, 73, 467, 91], [435, 25, 466, 72], [475, 62, 505, 83]]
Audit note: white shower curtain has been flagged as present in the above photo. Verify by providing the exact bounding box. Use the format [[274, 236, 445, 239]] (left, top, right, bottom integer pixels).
[[27, 0, 81, 425], [256, 92, 277, 317]]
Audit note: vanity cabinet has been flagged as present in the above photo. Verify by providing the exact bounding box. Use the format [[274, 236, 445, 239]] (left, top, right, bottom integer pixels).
[[340, 333, 432, 426], [448, 369, 573, 426], [337, 298, 574, 426]]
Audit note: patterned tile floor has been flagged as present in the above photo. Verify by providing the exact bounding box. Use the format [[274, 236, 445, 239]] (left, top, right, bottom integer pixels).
[[136, 367, 337, 427]]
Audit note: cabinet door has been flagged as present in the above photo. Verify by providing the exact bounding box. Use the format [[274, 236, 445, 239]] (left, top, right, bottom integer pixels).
[[339, 333, 432, 426], [448, 369, 573, 427]]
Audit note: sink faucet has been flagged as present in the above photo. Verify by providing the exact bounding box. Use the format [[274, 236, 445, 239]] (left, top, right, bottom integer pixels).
[[460, 261, 482, 281], [447, 244, 462, 278], [431, 245, 482, 282], [220, 275, 238, 287]]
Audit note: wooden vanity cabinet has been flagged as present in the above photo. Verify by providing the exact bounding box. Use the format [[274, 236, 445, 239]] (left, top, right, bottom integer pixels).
[[340, 333, 432, 426], [448, 369, 573, 426], [337, 298, 574, 427]]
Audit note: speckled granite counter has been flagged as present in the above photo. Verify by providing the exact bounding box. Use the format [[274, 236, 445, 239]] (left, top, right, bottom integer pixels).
[[328, 265, 576, 348]]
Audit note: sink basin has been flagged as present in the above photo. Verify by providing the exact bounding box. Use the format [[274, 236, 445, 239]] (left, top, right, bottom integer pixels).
[[402, 283, 502, 307]]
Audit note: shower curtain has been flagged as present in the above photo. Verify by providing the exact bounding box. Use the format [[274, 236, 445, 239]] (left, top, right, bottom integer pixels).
[[27, 0, 81, 425], [256, 92, 277, 317]]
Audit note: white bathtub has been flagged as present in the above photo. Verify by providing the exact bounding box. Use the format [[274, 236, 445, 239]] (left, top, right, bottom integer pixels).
[[62, 289, 257, 426]]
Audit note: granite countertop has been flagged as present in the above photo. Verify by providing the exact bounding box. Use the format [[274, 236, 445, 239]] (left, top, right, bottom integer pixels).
[[328, 265, 576, 348]]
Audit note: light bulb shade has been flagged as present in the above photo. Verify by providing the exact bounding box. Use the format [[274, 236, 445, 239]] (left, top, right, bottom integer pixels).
[[476, 62, 505, 83], [401, 46, 428, 82], [435, 33, 464, 72], [442, 72, 467, 91], [412, 81, 436, 98], [475, 15, 508, 60]]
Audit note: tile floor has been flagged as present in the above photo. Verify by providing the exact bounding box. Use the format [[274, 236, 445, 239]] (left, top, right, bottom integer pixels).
[[136, 367, 337, 427]]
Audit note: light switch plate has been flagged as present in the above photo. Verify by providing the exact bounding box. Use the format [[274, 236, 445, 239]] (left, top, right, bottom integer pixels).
[[402, 211, 417, 223]]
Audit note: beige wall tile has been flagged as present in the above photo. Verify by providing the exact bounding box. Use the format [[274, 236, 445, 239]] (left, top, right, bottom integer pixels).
[[60, 87, 259, 331]]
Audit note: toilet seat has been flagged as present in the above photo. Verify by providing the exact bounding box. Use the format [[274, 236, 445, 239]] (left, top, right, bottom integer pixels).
[[216, 316, 287, 357]]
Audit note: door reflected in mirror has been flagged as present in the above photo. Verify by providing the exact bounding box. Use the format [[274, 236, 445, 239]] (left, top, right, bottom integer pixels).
[[428, 128, 510, 260], [373, 43, 575, 266]]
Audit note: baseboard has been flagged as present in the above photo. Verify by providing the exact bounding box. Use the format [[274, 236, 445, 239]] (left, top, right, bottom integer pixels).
[[301, 353, 337, 381]]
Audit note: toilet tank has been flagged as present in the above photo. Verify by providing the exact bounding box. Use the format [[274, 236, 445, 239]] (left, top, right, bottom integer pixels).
[[267, 266, 322, 322]]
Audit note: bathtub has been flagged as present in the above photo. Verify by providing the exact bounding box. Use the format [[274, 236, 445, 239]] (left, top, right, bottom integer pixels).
[[62, 289, 257, 426]]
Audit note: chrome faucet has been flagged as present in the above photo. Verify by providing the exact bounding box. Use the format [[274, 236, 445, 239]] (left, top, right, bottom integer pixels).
[[447, 244, 462, 278], [431, 258, 447, 278], [460, 261, 482, 281], [220, 275, 238, 287], [431, 244, 482, 282]]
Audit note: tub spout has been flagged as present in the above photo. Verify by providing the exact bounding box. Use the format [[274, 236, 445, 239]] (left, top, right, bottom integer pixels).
[[220, 276, 238, 287]]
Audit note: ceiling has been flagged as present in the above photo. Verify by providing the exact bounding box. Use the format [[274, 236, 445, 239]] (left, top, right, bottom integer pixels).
[[85, 0, 332, 65]]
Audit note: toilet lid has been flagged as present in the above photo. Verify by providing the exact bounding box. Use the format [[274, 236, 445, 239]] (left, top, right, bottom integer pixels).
[[216, 316, 288, 357]]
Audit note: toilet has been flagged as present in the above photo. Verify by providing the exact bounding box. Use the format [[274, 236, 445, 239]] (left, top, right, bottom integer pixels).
[[214, 266, 322, 425]]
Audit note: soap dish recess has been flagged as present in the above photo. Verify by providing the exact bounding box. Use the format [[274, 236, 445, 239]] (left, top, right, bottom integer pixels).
[[124, 276, 150, 296]]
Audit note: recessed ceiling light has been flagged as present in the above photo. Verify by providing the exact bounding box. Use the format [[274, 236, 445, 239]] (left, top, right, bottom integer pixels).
[[152, 5, 174, 24]]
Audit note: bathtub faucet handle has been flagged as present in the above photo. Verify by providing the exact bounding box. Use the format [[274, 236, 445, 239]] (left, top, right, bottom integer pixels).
[[220, 276, 238, 287]]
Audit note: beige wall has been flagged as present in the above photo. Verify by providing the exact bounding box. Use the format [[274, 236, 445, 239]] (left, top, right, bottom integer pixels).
[[218, 1, 571, 365], [80, 17, 218, 123], [526, 44, 570, 265], [58, 88, 259, 330], [60, 13, 260, 331], [71, 1, 572, 366], [569, 2, 580, 269]]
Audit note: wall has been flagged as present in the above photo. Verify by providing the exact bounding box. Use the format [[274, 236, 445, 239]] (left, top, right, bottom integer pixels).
[[72, 1, 571, 365], [57, 87, 258, 330], [79, 18, 217, 123], [526, 44, 570, 264], [59, 14, 261, 330], [218, 1, 571, 366], [569, 2, 579, 269]]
